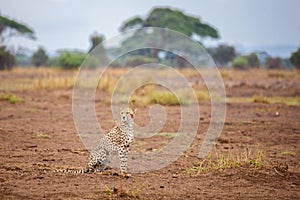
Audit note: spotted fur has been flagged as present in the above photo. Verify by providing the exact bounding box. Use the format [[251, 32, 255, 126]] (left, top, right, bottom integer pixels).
[[56, 107, 135, 174]]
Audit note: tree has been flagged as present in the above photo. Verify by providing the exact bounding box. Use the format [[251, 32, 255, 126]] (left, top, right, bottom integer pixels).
[[0, 15, 35, 69], [207, 44, 236, 66], [0, 46, 16, 70], [246, 52, 259, 68], [119, 7, 219, 66], [290, 47, 300, 69], [88, 32, 105, 53], [0, 15, 35, 44], [120, 7, 219, 41], [31, 47, 48, 67]]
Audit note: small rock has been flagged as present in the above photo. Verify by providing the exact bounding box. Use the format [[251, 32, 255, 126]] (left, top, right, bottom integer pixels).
[[172, 174, 178, 178], [275, 112, 280, 116], [160, 185, 164, 188], [146, 147, 153, 151]]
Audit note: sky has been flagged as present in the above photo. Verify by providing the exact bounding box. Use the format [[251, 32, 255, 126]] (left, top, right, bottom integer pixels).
[[0, 0, 300, 57]]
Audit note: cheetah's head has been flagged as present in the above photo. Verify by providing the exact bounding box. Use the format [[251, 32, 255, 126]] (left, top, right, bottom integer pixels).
[[120, 107, 137, 123]]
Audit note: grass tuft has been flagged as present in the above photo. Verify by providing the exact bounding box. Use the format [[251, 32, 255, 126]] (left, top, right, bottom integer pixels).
[[149, 91, 187, 105], [252, 94, 270, 104], [186, 149, 265, 175], [0, 93, 24, 104], [36, 133, 51, 139]]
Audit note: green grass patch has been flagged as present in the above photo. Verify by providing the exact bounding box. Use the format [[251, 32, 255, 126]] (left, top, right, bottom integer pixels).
[[0, 93, 24, 104]]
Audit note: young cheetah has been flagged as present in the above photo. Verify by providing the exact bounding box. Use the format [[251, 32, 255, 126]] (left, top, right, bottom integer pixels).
[[57, 107, 136, 176]]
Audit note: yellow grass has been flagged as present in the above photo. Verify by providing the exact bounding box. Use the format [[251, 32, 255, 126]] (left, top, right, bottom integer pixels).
[[186, 148, 264, 175]]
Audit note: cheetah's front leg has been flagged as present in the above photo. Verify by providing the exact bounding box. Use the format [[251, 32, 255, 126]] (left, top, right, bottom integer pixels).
[[118, 148, 130, 177]]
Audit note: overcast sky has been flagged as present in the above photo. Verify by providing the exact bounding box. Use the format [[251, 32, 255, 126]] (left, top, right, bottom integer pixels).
[[1, 0, 300, 55]]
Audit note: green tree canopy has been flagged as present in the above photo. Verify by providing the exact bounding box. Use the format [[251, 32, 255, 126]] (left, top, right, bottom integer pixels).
[[31, 47, 48, 67], [120, 7, 219, 41], [0, 15, 35, 70], [0, 15, 35, 44]]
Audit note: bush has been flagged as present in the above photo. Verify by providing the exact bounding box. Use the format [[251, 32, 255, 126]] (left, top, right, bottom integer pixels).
[[290, 47, 300, 69], [58, 52, 86, 69], [125, 56, 157, 67], [265, 57, 284, 69], [232, 56, 248, 69], [58, 52, 98, 69], [0, 46, 16, 70], [207, 44, 236, 67]]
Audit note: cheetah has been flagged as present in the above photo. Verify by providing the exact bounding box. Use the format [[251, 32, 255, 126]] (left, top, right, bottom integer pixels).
[[56, 107, 136, 176]]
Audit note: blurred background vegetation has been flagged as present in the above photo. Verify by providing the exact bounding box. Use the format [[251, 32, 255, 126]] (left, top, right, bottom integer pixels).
[[0, 7, 299, 70]]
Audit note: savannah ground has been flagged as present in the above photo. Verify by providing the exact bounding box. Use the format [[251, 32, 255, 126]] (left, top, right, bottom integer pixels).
[[0, 68, 299, 199]]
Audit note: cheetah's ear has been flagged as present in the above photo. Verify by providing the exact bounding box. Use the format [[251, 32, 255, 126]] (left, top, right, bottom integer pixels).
[[130, 108, 137, 118]]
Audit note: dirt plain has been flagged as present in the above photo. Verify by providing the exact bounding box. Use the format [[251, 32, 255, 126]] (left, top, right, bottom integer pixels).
[[0, 69, 299, 199]]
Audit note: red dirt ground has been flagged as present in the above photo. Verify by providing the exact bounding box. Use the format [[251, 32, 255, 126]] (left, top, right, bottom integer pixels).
[[0, 69, 299, 199]]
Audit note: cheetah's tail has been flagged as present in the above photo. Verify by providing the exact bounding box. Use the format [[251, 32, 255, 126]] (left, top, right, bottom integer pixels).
[[54, 169, 90, 174]]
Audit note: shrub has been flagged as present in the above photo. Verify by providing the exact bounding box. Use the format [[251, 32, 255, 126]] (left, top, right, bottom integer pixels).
[[125, 56, 157, 67], [58, 52, 98, 69], [265, 57, 284, 69], [232, 56, 248, 69], [58, 52, 86, 69], [290, 47, 300, 69]]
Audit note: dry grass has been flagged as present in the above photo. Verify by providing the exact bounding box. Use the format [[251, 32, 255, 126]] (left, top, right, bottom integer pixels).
[[186, 148, 265, 175], [252, 93, 270, 104], [227, 95, 300, 106], [3, 67, 298, 106], [36, 132, 51, 139]]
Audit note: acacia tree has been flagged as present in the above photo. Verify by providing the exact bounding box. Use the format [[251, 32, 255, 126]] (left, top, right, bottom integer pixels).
[[0, 15, 35, 69], [120, 7, 219, 41], [119, 7, 219, 64]]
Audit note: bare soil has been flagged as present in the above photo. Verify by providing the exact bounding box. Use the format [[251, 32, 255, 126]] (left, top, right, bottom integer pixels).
[[0, 69, 299, 199]]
